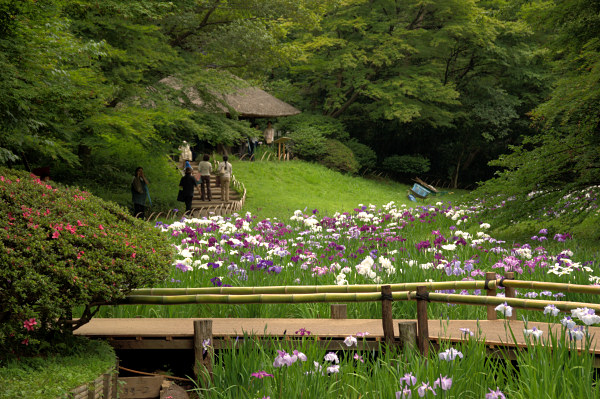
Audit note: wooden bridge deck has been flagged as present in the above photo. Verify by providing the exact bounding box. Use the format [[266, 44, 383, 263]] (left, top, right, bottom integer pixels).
[[76, 318, 600, 360]]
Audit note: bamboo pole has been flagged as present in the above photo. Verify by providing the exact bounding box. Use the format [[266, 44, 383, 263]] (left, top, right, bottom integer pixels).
[[500, 280, 600, 295], [131, 280, 493, 296], [122, 292, 407, 304], [118, 291, 600, 314], [425, 293, 600, 313], [131, 280, 600, 298]]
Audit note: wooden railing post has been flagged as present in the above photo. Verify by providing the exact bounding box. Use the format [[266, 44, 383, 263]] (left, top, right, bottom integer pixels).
[[194, 320, 214, 386], [485, 272, 497, 320], [416, 286, 429, 356], [381, 285, 395, 346], [331, 304, 347, 319], [504, 272, 516, 320], [398, 321, 417, 352]]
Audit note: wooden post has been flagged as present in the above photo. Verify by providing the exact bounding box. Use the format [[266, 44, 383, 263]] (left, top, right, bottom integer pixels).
[[381, 285, 395, 346], [331, 304, 347, 319], [398, 321, 417, 352], [194, 320, 214, 385], [112, 358, 119, 399], [416, 286, 429, 356], [486, 271, 497, 320], [102, 372, 111, 399], [504, 272, 516, 320]]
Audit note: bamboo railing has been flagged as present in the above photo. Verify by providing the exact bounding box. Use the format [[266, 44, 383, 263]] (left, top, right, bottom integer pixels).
[[113, 276, 600, 356], [123, 278, 600, 314]]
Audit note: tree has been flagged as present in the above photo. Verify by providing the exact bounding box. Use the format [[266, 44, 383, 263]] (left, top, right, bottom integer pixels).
[[279, 0, 547, 186], [473, 0, 600, 228], [0, 0, 109, 166]]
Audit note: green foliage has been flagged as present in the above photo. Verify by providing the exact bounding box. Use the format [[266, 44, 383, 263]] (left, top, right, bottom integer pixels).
[[0, 168, 173, 357], [346, 139, 377, 173], [0, 337, 116, 399], [279, 0, 548, 187], [382, 154, 430, 177], [159, 0, 326, 78], [473, 0, 600, 226], [277, 113, 349, 141], [321, 139, 359, 174], [288, 127, 327, 162], [0, 0, 109, 167]]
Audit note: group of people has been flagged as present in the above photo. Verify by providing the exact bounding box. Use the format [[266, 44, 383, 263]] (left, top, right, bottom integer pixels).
[[131, 155, 233, 218]]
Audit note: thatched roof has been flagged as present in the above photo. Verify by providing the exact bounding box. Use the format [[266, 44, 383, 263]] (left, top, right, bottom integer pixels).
[[158, 76, 301, 118]]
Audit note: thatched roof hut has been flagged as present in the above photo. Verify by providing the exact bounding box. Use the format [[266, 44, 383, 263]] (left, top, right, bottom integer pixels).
[[158, 76, 300, 118]]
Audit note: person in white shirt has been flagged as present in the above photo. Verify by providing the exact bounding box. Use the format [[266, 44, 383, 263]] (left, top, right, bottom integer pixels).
[[197, 154, 213, 201], [217, 155, 232, 202]]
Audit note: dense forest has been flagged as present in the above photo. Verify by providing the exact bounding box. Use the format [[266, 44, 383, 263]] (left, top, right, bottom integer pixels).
[[0, 0, 598, 216]]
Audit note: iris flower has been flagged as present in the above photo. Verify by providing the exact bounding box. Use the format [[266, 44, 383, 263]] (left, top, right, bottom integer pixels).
[[485, 388, 506, 399], [494, 302, 513, 317]]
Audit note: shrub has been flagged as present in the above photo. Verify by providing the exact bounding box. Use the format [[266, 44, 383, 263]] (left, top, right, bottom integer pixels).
[[0, 168, 173, 357], [288, 127, 326, 161], [346, 140, 377, 173], [320, 139, 359, 174], [382, 154, 431, 177], [276, 113, 349, 141]]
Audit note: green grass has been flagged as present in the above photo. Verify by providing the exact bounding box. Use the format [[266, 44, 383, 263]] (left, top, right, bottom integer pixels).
[[192, 326, 599, 398], [232, 158, 466, 220], [0, 338, 116, 399]]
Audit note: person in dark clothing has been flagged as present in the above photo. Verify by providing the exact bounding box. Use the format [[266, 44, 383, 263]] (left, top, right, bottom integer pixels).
[[178, 167, 199, 212], [131, 166, 150, 218]]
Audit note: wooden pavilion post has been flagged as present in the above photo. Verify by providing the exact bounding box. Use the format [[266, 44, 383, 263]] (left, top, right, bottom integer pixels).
[[486, 272, 497, 320]]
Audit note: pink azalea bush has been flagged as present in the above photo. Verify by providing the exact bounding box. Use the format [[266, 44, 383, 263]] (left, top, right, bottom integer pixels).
[[0, 168, 173, 356]]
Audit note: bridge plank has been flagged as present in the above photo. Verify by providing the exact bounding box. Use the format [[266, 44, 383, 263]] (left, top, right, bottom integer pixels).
[[75, 318, 600, 355]]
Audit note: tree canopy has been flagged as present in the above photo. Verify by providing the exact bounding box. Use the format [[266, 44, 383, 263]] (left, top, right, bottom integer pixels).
[[0, 0, 596, 222]]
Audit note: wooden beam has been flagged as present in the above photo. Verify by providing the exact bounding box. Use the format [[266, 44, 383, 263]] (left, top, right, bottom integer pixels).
[[381, 285, 395, 347], [331, 304, 347, 319], [416, 286, 429, 356], [486, 272, 498, 320], [194, 320, 214, 385]]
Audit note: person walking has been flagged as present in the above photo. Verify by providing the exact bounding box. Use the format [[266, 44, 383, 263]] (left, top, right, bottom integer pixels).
[[217, 155, 232, 202], [178, 167, 199, 212], [131, 166, 150, 218], [197, 154, 213, 201]]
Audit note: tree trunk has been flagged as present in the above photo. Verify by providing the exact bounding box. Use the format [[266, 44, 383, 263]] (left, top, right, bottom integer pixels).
[[452, 149, 464, 189]]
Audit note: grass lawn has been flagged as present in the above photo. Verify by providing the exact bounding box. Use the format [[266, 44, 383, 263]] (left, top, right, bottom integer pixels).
[[231, 159, 465, 220]]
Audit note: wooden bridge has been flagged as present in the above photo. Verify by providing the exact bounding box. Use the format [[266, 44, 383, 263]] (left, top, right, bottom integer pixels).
[[75, 317, 600, 365], [75, 277, 600, 384]]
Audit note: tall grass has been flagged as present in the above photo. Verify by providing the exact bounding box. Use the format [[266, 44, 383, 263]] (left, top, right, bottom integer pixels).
[[191, 323, 599, 398]]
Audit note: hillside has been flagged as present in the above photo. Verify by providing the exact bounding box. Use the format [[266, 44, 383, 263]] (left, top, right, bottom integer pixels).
[[231, 159, 463, 220]]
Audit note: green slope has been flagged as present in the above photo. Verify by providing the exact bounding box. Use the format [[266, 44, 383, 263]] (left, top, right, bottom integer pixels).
[[231, 159, 464, 220]]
